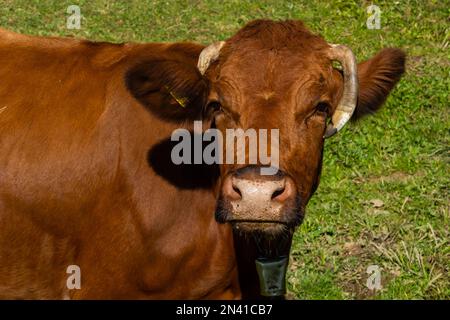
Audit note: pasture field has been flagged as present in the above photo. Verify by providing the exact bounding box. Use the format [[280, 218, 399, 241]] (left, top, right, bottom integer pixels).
[[0, 0, 448, 299]]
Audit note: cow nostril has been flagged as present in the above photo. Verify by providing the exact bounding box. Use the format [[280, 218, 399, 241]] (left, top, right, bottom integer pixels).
[[222, 176, 242, 201], [232, 185, 242, 198], [271, 187, 285, 200]]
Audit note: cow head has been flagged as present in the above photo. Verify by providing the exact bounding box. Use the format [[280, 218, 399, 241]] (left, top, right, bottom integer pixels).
[[126, 19, 405, 239]]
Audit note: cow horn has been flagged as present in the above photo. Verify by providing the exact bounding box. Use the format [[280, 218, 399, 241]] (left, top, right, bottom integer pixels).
[[197, 41, 225, 75], [324, 44, 358, 138]]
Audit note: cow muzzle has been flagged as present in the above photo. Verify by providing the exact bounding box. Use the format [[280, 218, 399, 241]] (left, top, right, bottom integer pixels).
[[216, 166, 301, 234]]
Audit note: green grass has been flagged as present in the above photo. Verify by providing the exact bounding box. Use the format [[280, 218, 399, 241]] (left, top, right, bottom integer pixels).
[[0, 0, 448, 299]]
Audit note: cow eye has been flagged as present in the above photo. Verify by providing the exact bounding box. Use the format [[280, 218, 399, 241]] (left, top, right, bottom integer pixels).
[[206, 101, 222, 114], [315, 102, 329, 115]]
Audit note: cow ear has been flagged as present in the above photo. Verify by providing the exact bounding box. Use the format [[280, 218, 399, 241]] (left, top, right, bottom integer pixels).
[[353, 48, 406, 120], [125, 47, 208, 122]]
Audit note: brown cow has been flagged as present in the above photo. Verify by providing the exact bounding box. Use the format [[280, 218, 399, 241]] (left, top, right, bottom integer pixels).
[[0, 19, 405, 299]]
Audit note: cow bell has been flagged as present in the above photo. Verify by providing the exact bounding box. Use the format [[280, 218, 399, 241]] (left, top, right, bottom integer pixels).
[[255, 256, 289, 297]]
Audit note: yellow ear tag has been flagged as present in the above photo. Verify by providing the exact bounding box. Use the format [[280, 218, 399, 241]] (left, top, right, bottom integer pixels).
[[165, 86, 189, 108]]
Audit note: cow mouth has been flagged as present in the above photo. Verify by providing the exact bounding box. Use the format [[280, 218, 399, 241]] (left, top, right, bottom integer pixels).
[[229, 219, 287, 224], [215, 195, 304, 234], [230, 219, 288, 225], [230, 219, 290, 234], [227, 219, 294, 240]]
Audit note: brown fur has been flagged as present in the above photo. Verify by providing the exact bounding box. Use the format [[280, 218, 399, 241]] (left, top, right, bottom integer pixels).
[[0, 29, 237, 299]]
